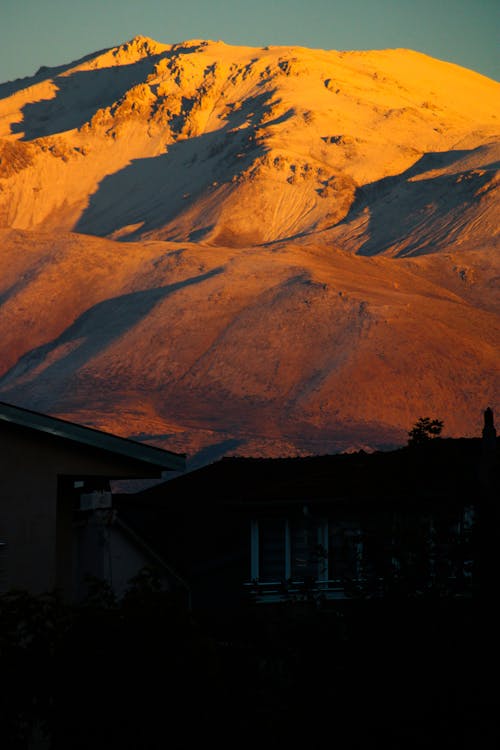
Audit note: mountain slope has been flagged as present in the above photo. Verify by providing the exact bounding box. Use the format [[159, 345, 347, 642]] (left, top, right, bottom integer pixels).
[[0, 228, 498, 462], [0, 38, 498, 464]]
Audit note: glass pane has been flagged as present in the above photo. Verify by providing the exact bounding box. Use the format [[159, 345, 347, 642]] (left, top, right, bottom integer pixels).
[[329, 523, 362, 580], [291, 521, 319, 580], [259, 519, 285, 582]]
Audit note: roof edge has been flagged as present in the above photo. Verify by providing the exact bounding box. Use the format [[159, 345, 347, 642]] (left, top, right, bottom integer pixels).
[[0, 401, 186, 472]]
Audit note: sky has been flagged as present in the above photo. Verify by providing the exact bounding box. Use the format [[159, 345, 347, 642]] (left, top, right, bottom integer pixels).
[[1, 0, 499, 84]]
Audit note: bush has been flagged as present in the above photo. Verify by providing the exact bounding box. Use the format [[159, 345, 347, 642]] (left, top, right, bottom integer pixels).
[[408, 416, 443, 446], [0, 569, 219, 749]]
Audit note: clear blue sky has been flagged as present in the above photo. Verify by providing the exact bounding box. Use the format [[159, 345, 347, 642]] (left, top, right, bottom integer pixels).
[[1, 0, 499, 83]]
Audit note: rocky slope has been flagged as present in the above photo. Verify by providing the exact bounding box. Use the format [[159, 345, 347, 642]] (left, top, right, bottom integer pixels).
[[0, 37, 498, 465]]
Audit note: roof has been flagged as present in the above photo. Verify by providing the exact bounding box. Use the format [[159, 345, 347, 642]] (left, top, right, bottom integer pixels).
[[0, 401, 186, 473], [123, 435, 497, 509]]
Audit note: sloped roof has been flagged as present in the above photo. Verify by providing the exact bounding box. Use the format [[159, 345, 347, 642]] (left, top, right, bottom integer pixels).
[[0, 401, 186, 473], [126, 435, 494, 509]]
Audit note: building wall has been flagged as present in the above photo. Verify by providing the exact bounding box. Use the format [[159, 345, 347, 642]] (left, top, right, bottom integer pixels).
[[0, 434, 59, 594], [74, 513, 164, 601], [0, 422, 163, 595]]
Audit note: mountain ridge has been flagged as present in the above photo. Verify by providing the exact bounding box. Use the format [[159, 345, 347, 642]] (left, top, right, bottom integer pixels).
[[1, 37, 497, 248]]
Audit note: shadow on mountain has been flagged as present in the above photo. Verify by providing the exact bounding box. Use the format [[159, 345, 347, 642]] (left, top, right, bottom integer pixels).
[[0, 48, 111, 100], [0, 267, 224, 398], [0, 264, 45, 307], [0, 279, 30, 308], [7, 41, 273, 143], [74, 88, 288, 241], [334, 145, 500, 257], [9, 56, 170, 139], [187, 438, 246, 469]]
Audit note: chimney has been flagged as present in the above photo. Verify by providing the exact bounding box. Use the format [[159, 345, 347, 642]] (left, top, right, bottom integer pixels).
[[482, 406, 497, 453], [480, 406, 498, 495], [477, 409, 500, 605]]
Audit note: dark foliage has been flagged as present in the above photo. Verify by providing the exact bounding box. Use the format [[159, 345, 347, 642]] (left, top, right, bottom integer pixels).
[[0, 569, 220, 749], [408, 417, 444, 446], [1, 568, 496, 749]]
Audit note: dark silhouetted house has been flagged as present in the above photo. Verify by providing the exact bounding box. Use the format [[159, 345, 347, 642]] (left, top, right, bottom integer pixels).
[[0, 401, 185, 600], [115, 409, 498, 611]]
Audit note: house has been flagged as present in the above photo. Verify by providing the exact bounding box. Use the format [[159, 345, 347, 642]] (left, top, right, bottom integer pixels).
[[114, 409, 498, 611], [0, 400, 186, 600]]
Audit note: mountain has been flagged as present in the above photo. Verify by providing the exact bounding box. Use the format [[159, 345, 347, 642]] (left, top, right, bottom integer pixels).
[[0, 37, 498, 466]]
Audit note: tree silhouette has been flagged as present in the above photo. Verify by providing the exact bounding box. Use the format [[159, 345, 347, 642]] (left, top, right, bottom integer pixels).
[[408, 416, 443, 446]]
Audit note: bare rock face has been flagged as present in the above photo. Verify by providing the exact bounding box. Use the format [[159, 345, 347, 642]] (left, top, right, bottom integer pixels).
[[0, 38, 498, 466]]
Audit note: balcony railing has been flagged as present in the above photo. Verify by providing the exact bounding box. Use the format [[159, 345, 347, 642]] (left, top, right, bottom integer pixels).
[[244, 577, 385, 603], [244, 573, 473, 603]]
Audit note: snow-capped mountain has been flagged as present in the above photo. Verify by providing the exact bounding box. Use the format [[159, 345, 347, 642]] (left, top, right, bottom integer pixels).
[[0, 37, 498, 465]]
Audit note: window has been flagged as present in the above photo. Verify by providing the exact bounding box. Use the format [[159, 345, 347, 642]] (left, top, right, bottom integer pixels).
[[251, 515, 328, 583], [259, 518, 286, 582]]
